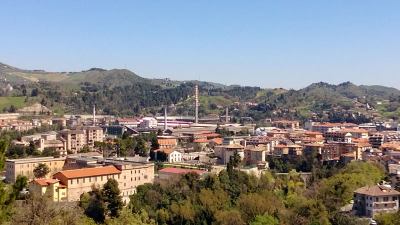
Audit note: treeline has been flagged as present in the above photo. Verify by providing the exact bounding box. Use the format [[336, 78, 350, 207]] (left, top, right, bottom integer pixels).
[[128, 161, 384, 225]]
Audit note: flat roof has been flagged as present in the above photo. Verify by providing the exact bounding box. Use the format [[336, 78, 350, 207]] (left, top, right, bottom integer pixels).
[[6, 157, 66, 163]]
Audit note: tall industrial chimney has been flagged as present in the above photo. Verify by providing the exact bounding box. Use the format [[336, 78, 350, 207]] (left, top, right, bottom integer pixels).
[[225, 107, 229, 124], [164, 106, 168, 130], [195, 84, 199, 124], [93, 104, 96, 126]]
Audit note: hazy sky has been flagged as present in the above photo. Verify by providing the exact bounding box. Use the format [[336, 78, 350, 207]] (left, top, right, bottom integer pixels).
[[1, 1, 399, 89]]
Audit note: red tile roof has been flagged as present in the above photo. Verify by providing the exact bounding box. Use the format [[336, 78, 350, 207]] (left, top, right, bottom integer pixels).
[[31, 178, 59, 186], [193, 138, 209, 143], [54, 166, 121, 179]]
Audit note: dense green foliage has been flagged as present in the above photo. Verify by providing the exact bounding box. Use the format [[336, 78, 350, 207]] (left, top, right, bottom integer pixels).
[[128, 161, 381, 225], [79, 178, 124, 223]]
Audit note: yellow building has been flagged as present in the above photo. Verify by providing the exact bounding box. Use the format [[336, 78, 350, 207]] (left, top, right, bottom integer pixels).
[[5, 157, 66, 183], [29, 178, 67, 202]]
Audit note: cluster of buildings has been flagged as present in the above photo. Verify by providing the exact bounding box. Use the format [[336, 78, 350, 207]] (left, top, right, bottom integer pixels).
[[12, 126, 104, 156], [3, 101, 400, 219], [6, 154, 154, 203]]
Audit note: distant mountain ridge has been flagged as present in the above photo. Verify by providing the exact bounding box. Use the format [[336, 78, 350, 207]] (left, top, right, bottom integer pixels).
[[0, 62, 226, 89], [1, 61, 399, 120]]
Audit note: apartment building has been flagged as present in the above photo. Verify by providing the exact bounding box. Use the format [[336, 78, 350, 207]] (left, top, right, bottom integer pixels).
[[271, 120, 300, 130], [59, 126, 103, 153], [59, 129, 86, 153], [5, 157, 66, 183], [325, 129, 369, 142], [353, 184, 400, 218]]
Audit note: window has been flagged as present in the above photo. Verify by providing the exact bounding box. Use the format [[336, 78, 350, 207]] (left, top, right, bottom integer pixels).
[[70, 180, 73, 185], [89, 177, 91, 182], [384, 197, 389, 202], [393, 197, 397, 201], [77, 179, 79, 184], [83, 178, 85, 183]]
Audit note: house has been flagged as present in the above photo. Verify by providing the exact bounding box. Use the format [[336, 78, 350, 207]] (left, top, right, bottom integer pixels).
[[214, 144, 245, 165], [29, 178, 67, 202], [164, 149, 183, 163], [353, 184, 400, 218], [157, 136, 178, 149], [244, 145, 268, 165]]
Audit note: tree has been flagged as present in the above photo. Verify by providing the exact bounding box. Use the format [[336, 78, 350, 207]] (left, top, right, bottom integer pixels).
[[250, 215, 279, 225], [12, 193, 94, 225], [79, 145, 91, 153], [41, 147, 61, 157], [79, 189, 106, 223], [8, 105, 16, 113], [150, 135, 159, 150], [13, 175, 28, 199], [106, 209, 156, 225], [31, 88, 39, 97], [0, 181, 14, 224], [102, 179, 123, 218], [33, 163, 50, 178], [237, 191, 283, 222], [214, 209, 245, 225], [0, 140, 8, 170], [375, 211, 400, 225], [135, 137, 149, 157]]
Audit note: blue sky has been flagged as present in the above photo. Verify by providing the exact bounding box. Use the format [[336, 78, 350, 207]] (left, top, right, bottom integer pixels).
[[0, 1, 399, 89]]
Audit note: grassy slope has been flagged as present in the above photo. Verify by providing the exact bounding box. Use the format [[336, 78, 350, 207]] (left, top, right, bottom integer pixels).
[[0, 96, 29, 110]]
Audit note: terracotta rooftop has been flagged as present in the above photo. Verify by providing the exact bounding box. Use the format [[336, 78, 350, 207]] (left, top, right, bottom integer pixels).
[[224, 144, 245, 149], [54, 165, 121, 180], [210, 138, 223, 145], [31, 178, 60, 187], [193, 138, 209, 143], [355, 185, 400, 196]]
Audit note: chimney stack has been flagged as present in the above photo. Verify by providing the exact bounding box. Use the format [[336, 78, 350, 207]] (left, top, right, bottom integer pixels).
[[93, 104, 96, 126], [225, 107, 229, 124], [164, 106, 168, 130], [195, 84, 199, 124]]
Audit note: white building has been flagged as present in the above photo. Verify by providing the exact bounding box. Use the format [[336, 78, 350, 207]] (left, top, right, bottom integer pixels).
[[139, 117, 158, 129]]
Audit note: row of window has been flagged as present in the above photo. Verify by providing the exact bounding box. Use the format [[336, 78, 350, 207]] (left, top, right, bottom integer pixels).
[[70, 173, 146, 185]]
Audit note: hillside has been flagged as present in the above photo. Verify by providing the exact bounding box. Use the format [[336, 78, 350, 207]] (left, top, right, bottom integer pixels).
[[0, 62, 400, 121]]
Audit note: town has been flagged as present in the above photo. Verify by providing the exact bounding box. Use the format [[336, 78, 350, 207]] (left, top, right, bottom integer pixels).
[[0, 83, 400, 224], [2, 1, 400, 224]]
